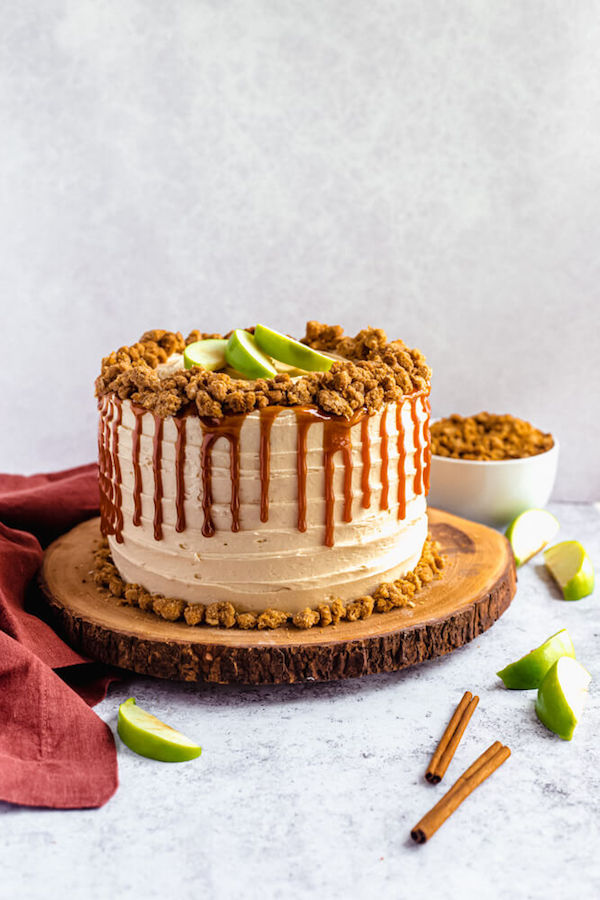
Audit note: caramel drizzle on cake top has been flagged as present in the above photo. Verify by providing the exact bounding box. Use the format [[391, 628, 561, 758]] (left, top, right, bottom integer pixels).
[[98, 396, 124, 543], [396, 402, 407, 521], [199, 415, 244, 537], [98, 392, 430, 547], [423, 396, 432, 493], [411, 397, 423, 495], [294, 408, 356, 547], [323, 416, 354, 545], [152, 415, 164, 541], [131, 405, 145, 528], [360, 415, 372, 510], [174, 417, 187, 533], [379, 406, 390, 512], [97, 396, 111, 536], [259, 407, 279, 523], [111, 397, 124, 542]]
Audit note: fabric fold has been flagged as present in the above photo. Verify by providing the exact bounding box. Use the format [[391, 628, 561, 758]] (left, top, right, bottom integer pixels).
[[0, 635, 118, 808], [0, 464, 119, 809]]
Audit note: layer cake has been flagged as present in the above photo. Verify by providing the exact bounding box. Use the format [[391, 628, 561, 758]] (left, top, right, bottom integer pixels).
[[95, 322, 441, 627]]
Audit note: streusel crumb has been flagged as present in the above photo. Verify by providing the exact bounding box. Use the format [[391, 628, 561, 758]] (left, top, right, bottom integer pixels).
[[95, 322, 431, 420], [431, 412, 554, 461], [92, 535, 444, 630]]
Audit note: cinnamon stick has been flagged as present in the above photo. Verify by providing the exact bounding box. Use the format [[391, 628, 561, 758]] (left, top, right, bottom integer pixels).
[[425, 691, 479, 784], [411, 742, 511, 844]]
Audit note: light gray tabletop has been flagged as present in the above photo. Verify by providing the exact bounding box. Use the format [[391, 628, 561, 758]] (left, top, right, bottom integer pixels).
[[1, 501, 598, 900]]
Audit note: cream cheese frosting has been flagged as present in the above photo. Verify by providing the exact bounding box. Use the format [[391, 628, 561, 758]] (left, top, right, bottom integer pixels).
[[98, 393, 430, 614]]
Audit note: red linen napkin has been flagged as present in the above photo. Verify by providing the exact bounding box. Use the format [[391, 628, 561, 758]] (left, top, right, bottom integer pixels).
[[0, 464, 119, 808]]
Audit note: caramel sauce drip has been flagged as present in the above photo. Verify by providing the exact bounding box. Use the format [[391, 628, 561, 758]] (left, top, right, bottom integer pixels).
[[423, 395, 432, 494], [131, 405, 145, 527], [360, 415, 371, 509], [98, 396, 123, 541], [294, 409, 317, 533], [111, 397, 124, 543], [396, 402, 407, 520], [379, 406, 389, 510], [411, 395, 423, 495], [104, 399, 114, 487], [199, 415, 245, 537], [97, 397, 110, 536], [152, 415, 164, 541], [98, 398, 118, 538], [259, 407, 281, 523], [174, 416, 187, 533], [102, 395, 429, 549], [294, 408, 356, 547], [323, 418, 354, 547]]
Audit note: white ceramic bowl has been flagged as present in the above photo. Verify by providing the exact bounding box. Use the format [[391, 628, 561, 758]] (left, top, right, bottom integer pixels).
[[427, 440, 559, 527]]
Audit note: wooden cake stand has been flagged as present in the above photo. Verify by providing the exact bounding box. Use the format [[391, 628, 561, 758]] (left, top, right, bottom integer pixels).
[[39, 509, 516, 685]]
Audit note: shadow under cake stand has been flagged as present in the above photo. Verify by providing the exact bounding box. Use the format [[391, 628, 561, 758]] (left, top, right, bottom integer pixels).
[[39, 508, 516, 684]]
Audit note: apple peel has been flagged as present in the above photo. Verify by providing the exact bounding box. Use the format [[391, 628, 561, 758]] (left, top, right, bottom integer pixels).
[[183, 339, 228, 372], [544, 541, 595, 602], [225, 330, 277, 380], [117, 697, 202, 762], [505, 509, 559, 567], [496, 628, 575, 689], [535, 657, 591, 740], [254, 324, 334, 372]]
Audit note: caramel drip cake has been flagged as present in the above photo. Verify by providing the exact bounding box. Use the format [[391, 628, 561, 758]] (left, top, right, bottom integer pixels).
[[95, 322, 443, 628]]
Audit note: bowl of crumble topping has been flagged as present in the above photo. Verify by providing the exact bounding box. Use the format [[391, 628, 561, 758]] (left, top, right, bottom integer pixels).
[[427, 412, 558, 526]]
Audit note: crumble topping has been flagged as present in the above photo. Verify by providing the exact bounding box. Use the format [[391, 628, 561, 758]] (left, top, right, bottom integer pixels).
[[95, 322, 431, 420], [431, 413, 554, 461], [92, 536, 444, 630]]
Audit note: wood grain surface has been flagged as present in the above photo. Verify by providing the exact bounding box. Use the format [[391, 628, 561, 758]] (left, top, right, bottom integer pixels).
[[39, 509, 516, 684]]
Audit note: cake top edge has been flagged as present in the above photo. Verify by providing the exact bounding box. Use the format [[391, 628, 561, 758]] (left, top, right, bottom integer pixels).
[[95, 321, 431, 419]]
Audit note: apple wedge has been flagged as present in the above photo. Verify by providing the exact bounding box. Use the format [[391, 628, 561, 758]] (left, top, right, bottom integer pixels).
[[544, 541, 595, 601], [505, 509, 559, 567], [183, 339, 228, 371], [254, 324, 334, 372], [496, 628, 575, 689], [225, 330, 277, 379], [535, 657, 591, 740], [117, 698, 202, 762]]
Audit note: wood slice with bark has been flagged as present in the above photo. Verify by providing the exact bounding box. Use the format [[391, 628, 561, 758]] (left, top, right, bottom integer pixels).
[[39, 509, 516, 684]]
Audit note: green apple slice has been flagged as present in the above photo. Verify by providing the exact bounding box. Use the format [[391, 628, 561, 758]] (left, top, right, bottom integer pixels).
[[505, 509, 559, 566], [535, 657, 591, 740], [254, 324, 334, 372], [117, 697, 202, 762], [225, 330, 277, 379], [497, 628, 575, 689], [544, 541, 595, 601], [184, 339, 228, 371]]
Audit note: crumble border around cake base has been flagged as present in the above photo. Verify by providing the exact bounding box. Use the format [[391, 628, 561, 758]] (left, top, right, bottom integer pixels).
[[92, 535, 445, 630]]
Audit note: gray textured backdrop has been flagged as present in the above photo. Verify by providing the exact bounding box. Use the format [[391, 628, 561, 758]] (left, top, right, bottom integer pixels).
[[1, 0, 599, 499]]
